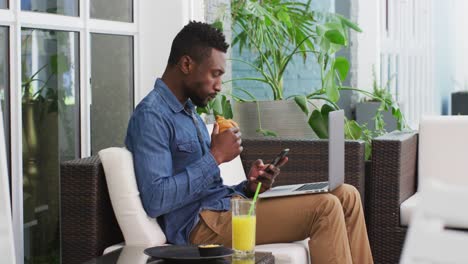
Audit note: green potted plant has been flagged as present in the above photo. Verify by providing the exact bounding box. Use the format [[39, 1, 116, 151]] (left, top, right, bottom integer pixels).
[[225, 0, 361, 138], [355, 67, 402, 133], [199, 0, 407, 158]]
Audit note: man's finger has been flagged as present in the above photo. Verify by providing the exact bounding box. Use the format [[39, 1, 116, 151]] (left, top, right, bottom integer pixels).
[[253, 159, 264, 168], [276, 156, 289, 168], [212, 122, 219, 135]]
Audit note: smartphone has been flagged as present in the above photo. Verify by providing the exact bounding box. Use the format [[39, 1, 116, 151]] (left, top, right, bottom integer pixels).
[[269, 148, 289, 168]]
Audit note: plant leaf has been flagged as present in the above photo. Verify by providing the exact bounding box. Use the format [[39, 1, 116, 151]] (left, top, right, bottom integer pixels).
[[211, 95, 224, 116], [211, 20, 224, 31], [320, 104, 334, 125], [333, 57, 350, 81], [336, 14, 363, 32], [324, 70, 339, 102], [308, 109, 328, 138], [324, 29, 345, 45], [196, 105, 209, 115], [222, 98, 233, 119], [345, 120, 362, 140], [277, 10, 292, 27], [256, 128, 278, 137], [294, 95, 309, 115]]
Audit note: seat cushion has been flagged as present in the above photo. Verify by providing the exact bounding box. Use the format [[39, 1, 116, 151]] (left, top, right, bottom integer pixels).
[[99, 147, 166, 246], [418, 116, 468, 191], [255, 240, 309, 264], [400, 193, 421, 226]]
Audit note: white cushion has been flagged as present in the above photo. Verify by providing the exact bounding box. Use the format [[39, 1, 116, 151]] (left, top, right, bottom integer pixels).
[[400, 193, 421, 226], [255, 240, 310, 264], [401, 116, 468, 225], [418, 116, 468, 191], [401, 180, 468, 264], [98, 147, 166, 246]]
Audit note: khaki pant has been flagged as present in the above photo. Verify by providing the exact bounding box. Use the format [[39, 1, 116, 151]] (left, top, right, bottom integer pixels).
[[190, 184, 373, 264]]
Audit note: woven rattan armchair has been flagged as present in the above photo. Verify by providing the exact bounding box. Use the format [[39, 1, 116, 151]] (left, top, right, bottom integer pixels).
[[365, 131, 418, 264], [61, 138, 366, 264]]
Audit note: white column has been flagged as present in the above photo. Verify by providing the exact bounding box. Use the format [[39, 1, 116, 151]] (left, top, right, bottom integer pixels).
[[353, 0, 380, 93], [138, 1, 184, 102], [138, 1, 206, 103]]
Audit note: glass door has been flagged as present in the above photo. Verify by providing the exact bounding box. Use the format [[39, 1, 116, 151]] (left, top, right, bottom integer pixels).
[[21, 28, 79, 263], [0, 0, 137, 263]]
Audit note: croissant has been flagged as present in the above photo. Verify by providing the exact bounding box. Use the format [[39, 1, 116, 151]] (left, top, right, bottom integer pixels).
[[215, 115, 239, 133]]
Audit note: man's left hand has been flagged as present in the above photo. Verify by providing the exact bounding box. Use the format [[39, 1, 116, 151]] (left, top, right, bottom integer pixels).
[[245, 157, 288, 196]]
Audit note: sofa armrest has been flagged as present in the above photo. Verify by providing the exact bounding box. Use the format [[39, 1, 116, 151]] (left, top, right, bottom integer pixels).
[[61, 156, 124, 264], [365, 131, 418, 264], [366, 131, 418, 228], [240, 138, 366, 200]]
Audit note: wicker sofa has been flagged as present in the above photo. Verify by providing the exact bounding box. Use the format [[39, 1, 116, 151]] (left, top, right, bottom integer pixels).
[[365, 131, 418, 264], [60, 138, 366, 264]]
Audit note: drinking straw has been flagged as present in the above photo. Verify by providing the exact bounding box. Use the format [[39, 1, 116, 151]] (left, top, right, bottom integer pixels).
[[248, 182, 262, 216]]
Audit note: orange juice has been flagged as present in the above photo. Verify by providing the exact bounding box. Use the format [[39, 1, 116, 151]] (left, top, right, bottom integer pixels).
[[232, 215, 256, 252]]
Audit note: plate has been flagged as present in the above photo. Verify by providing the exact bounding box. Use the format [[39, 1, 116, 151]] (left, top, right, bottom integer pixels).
[[144, 245, 233, 260]]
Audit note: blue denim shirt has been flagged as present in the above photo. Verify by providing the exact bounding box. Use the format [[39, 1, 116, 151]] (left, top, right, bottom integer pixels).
[[125, 79, 247, 245]]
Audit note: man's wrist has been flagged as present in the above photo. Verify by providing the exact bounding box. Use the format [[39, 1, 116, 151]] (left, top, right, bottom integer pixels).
[[209, 149, 222, 165], [242, 182, 254, 198]]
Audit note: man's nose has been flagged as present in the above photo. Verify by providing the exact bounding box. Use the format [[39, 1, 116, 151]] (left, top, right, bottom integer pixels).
[[214, 79, 222, 92]]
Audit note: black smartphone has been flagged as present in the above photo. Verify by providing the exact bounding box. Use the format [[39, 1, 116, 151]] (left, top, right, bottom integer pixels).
[[268, 148, 289, 168]]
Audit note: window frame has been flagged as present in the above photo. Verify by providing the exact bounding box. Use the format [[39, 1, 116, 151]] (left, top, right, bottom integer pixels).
[[0, 0, 139, 263]]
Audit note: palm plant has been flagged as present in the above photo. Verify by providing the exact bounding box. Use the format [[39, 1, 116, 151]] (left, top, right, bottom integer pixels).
[[200, 0, 406, 158], [229, 0, 360, 102]]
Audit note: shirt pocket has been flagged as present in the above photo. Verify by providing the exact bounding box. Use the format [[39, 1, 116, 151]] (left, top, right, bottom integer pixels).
[[176, 140, 198, 153]]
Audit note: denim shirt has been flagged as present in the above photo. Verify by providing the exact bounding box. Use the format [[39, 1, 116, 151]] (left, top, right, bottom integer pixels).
[[125, 79, 247, 245]]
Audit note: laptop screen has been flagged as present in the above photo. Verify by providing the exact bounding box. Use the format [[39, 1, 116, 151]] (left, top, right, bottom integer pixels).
[[328, 110, 345, 191]]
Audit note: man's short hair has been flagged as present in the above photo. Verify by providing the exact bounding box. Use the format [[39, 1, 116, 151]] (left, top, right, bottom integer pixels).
[[168, 21, 229, 65]]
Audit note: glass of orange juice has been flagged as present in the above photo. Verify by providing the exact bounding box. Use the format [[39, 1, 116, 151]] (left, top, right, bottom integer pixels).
[[231, 198, 256, 258]]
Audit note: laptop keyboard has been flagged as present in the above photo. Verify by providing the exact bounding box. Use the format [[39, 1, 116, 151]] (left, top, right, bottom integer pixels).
[[294, 182, 328, 191]]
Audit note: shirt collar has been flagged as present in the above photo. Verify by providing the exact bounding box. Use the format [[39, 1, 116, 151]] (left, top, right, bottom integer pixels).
[[154, 78, 192, 113]]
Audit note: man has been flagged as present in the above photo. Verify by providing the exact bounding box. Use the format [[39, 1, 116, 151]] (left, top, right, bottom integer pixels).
[[125, 21, 373, 264]]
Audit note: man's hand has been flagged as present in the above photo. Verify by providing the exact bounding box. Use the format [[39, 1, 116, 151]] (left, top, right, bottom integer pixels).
[[245, 157, 288, 196], [210, 122, 242, 165]]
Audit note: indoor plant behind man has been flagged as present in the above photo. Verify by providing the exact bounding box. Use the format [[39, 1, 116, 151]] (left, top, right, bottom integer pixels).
[[125, 21, 373, 264]]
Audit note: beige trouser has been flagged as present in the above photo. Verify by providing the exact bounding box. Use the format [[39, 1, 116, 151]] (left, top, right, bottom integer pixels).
[[189, 184, 373, 264]]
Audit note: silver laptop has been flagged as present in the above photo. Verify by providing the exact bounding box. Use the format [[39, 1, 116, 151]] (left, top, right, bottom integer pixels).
[[259, 110, 345, 198]]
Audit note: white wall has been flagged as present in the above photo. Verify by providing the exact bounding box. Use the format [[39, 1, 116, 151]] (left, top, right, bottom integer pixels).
[[353, 0, 380, 93], [137, 0, 205, 103], [452, 0, 468, 91]]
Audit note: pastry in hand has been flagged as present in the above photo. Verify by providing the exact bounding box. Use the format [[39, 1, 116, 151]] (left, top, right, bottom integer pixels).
[[216, 115, 239, 133]]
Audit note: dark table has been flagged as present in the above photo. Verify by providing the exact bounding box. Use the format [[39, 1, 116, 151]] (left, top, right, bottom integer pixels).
[[83, 246, 274, 264]]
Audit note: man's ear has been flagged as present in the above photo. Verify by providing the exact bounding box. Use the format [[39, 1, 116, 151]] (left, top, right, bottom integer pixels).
[[178, 55, 193, 75]]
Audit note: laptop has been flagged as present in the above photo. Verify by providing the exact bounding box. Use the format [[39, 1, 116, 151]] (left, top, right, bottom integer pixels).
[[259, 109, 345, 198]]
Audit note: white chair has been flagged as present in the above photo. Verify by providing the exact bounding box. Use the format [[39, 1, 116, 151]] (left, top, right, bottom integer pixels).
[[400, 179, 468, 264], [98, 135, 310, 264], [399, 115, 468, 226]]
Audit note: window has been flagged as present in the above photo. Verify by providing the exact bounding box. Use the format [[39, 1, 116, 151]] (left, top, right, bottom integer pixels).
[[91, 0, 133, 22], [0, 26, 9, 182], [0, 1, 138, 263], [21, 0, 79, 16], [21, 28, 79, 263], [91, 33, 133, 154]]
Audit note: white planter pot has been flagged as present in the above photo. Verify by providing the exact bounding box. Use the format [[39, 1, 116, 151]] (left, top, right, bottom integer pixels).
[[232, 100, 318, 138]]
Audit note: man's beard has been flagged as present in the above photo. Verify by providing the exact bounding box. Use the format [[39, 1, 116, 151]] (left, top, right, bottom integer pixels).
[[189, 94, 208, 107]]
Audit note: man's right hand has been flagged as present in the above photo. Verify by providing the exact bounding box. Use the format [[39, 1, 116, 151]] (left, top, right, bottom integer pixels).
[[210, 122, 242, 165]]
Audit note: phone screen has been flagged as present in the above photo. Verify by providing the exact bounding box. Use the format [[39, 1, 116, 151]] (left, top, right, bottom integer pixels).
[[269, 148, 289, 167]]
